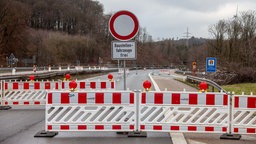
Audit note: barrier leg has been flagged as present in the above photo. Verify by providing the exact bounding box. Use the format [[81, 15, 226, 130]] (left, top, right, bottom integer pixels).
[[34, 100, 58, 137], [220, 92, 241, 140], [34, 130, 58, 138], [0, 80, 11, 110], [128, 90, 147, 137]]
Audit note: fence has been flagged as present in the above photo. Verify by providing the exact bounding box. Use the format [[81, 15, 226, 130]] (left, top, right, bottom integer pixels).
[[35, 90, 256, 139], [0, 80, 115, 107]]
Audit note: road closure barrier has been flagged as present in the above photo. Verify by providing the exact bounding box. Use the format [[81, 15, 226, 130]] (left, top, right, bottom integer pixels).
[[0, 80, 115, 106], [34, 90, 255, 139]]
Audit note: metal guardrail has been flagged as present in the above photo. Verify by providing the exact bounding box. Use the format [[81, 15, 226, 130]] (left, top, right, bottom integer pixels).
[[0, 69, 118, 80], [187, 75, 227, 93]]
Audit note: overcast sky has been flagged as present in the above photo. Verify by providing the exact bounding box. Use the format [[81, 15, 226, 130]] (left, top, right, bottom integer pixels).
[[95, 0, 256, 40]]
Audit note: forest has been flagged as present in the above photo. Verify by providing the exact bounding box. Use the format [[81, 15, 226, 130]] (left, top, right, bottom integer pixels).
[[0, 0, 256, 83]]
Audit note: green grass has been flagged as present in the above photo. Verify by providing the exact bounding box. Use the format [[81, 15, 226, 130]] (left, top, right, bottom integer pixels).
[[222, 83, 256, 95]]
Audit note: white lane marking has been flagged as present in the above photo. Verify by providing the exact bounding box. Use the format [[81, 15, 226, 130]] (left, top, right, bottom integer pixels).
[[171, 133, 188, 144], [148, 73, 188, 144], [187, 139, 207, 144]]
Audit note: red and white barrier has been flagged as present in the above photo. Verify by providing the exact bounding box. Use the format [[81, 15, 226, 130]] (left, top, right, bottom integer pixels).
[[232, 95, 256, 134], [4, 81, 60, 90], [139, 91, 229, 133], [61, 81, 115, 90], [141, 92, 228, 106], [45, 91, 136, 132], [47, 91, 134, 105]]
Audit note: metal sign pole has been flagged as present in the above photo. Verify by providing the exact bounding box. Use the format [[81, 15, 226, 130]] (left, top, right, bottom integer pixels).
[[124, 60, 126, 90]]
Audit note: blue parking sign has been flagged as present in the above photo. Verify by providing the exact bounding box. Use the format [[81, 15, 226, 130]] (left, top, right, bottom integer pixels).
[[206, 57, 217, 72]]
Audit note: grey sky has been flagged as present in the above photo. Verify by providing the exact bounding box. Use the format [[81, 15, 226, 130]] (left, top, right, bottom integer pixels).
[[95, 0, 256, 40]]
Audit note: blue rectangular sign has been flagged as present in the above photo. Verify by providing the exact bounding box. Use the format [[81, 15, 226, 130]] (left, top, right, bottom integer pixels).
[[206, 57, 217, 72]]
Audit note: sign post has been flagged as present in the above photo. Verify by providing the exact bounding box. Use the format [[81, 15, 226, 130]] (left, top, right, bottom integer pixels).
[[109, 10, 139, 90]]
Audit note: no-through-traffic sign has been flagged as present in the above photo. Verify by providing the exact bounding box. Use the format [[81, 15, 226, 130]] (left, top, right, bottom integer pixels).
[[109, 10, 139, 41]]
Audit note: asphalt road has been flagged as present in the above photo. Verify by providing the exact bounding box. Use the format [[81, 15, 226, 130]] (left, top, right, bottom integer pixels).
[[0, 69, 171, 144]]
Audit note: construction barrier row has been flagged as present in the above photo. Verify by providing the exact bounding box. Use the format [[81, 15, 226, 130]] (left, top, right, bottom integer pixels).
[[2, 80, 115, 90], [0, 80, 115, 106], [40, 91, 255, 137]]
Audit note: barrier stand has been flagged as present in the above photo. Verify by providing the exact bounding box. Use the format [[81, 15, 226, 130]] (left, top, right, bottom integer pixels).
[[0, 80, 11, 110], [128, 90, 147, 137], [128, 80, 150, 137], [220, 92, 241, 140]]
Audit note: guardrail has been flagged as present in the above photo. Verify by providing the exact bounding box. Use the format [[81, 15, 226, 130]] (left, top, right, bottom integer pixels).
[[187, 75, 227, 93], [0, 68, 118, 80]]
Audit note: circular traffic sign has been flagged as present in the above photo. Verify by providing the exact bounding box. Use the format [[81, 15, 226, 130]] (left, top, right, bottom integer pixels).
[[109, 10, 139, 41]]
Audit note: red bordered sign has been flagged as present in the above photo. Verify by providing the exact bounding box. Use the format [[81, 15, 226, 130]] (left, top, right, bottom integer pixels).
[[109, 10, 139, 41]]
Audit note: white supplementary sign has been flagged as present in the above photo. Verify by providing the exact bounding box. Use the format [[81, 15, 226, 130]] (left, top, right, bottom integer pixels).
[[111, 41, 136, 60]]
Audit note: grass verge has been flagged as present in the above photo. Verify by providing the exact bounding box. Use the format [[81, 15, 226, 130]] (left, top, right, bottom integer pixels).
[[222, 83, 256, 95]]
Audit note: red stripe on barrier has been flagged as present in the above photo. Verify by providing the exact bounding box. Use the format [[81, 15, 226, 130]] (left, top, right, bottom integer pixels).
[[48, 125, 52, 130], [78, 93, 87, 104], [206, 94, 215, 105], [188, 126, 197, 131], [13, 82, 18, 90], [34, 82, 40, 89], [130, 125, 134, 130], [142, 93, 146, 104], [111, 81, 114, 89], [222, 127, 227, 132], [5, 83, 8, 90], [45, 82, 50, 89], [61, 82, 65, 89], [172, 93, 180, 104], [153, 125, 162, 130], [90, 82, 96, 89], [60, 125, 69, 130], [95, 125, 104, 130], [189, 94, 198, 105], [234, 97, 239, 108], [247, 97, 256, 108], [170, 126, 179, 130], [80, 82, 85, 89], [95, 93, 104, 104], [130, 93, 134, 104], [5, 102, 8, 105], [48, 93, 52, 104], [113, 93, 121, 104], [24, 82, 29, 90], [112, 125, 121, 130], [13, 102, 18, 105], [55, 83, 59, 90], [155, 93, 163, 104], [61, 93, 70, 104], [24, 101, 29, 105], [247, 128, 256, 133], [234, 128, 238, 132], [223, 94, 228, 105], [34, 101, 40, 105], [205, 126, 214, 131], [101, 82, 106, 89], [140, 125, 145, 130], [78, 125, 87, 130]]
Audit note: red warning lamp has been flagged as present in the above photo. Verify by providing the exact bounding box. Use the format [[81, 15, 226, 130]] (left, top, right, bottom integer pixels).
[[199, 81, 208, 92], [108, 74, 113, 81], [69, 80, 77, 90], [65, 74, 71, 81], [29, 75, 35, 81], [143, 80, 152, 91]]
